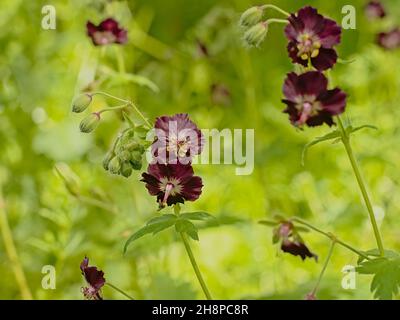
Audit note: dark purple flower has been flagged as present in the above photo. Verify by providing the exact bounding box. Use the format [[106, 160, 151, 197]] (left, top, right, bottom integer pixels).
[[377, 28, 400, 50], [141, 163, 203, 208], [86, 18, 127, 46], [152, 114, 204, 164], [273, 222, 317, 261], [80, 256, 105, 300], [285, 6, 342, 71], [282, 71, 347, 127], [365, 1, 386, 20], [305, 292, 317, 300]]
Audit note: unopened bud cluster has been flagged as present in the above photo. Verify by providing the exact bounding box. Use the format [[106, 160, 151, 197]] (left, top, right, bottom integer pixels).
[[103, 126, 149, 178], [239, 6, 268, 47]]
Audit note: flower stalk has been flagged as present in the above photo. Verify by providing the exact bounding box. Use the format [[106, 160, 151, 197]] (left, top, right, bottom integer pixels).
[[105, 282, 135, 300], [337, 117, 385, 257]]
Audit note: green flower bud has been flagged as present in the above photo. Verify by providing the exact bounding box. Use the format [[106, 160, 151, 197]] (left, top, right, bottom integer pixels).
[[79, 112, 100, 133], [130, 159, 142, 171], [243, 22, 268, 47], [120, 162, 133, 178], [118, 150, 132, 162], [239, 6, 264, 27], [103, 151, 115, 171], [72, 93, 92, 113], [125, 141, 145, 153], [108, 156, 121, 174]]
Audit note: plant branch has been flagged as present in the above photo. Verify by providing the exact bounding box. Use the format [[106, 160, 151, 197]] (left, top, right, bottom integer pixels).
[[337, 116, 385, 257], [311, 240, 335, 296], [105, 282, 135, 300]]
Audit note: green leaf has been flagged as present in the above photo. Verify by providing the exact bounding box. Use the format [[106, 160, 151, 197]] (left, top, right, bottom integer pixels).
[[123, 215, 177, 253], [301, 130, 341, 166], [357, 251, 400, 300], [175, 219, 199, 241], [180, 212, 215, 221], [259, 219, 279, 227], [347, 124, 378, 136]]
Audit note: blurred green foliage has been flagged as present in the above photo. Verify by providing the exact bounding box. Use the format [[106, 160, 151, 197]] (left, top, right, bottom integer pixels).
[[0, 0, 400, 300]]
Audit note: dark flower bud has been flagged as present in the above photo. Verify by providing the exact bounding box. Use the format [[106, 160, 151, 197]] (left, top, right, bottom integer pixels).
[[79, 113, 101, 133], [125, 141, 144, 152], [108, 156, 121, 174], [103, 151, 115, 171], [239, 6, 264, 27], [120, 162, 133, 178], [243, 22, 268, 47], [118, 150, 132, 162], [72, 93, 92, 113], [130, 158, 142, 171]]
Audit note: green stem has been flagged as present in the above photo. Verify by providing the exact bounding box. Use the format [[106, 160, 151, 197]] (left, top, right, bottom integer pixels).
[[0, 189, 33, 299], [76, 195, 117, 214], [311, 240, 335, 296], [260, 4, 290, 17], [98, 104, 129, 114], [180, 232, 213, 300], [92, 92, 152, 128], [265, 18, 289, 25], [105, 282, 135, 300], [291, 217, 370, 260], [337, 117, 385, 257]]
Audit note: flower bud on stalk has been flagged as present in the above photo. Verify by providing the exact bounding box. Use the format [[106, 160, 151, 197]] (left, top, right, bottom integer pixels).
[[103, 151, 115, 171], [243, 22, 268, 47], [239, 6, 264, 27], [72, 93, 92, 113], [108, 156, 121, 174], [80, 113, 101, 133], [118, 150, 132, 162], [120, 162, 133, 178]]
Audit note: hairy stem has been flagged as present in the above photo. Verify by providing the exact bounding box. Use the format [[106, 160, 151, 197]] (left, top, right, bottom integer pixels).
[[260, 4, 290, 17], [105, 282, 135, 300], [337, 117, 385, 257], [291, 217, 369, 260], [180, 232, 213, 300], [0, 189, 33, 299], [311, 240, 335, 296]]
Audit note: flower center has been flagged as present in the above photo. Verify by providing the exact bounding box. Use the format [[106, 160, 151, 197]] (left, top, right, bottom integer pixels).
[[159, 178, 182, 205], [295, 96, 321, 126], [297, 33, 321, 60], [93, 31, 117, 45], [167, 136, 190, 158]]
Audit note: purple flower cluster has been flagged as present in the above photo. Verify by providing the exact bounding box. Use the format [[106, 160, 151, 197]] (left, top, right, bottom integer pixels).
[[141, 114, 204, 209], [282, 6, 346, 128], [87, 18, 127, 46]]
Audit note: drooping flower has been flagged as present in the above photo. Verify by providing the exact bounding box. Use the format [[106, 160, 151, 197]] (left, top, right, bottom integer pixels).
[[273, 221, 317, 261], [141, 163, 203, 208], [152, 114, 204, 164], [86, 18, 127, 46], [80, 257, 106, 300], [285, 6, 342, 71], [282, 71, 347, 127], [365, 1, 386, 20], [377, 28, 400, 50]]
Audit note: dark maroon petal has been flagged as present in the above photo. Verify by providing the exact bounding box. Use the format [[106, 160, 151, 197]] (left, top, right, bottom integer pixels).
[[297, 6, 324, 31], [306, 112, 335, 127], [287, 42, 308, 67], [311, 48, 338, 71], [99, 18, 119, 32], [365, 1, 386, 19], [281, 240, 317, 261], [141, 172, 161, 196], [282, 72, 301, 101], [284, 15, 303, 41], [80, 256, 89, 273], [282, 100, 301, 125], [317, 19, 342, 48], [181, 176, 203, 201], [86, 21, 98, 36], [84, 266, 105, 290], [165, 194, 185, 206], [297, 71, 328, 96], [116, 29, 128, 44], [318, 88, 347, 115]]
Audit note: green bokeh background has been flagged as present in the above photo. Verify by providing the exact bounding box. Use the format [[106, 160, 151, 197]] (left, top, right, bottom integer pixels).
[[1, 0, 399, 300]]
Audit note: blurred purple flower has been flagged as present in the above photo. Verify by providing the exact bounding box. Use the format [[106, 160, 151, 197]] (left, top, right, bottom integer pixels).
[[141, 163, 203, 208], [377, 28, 400, 50], [285, 6, 342, 71], [282, 71, 347, 127], [86, 18, 127, 46], [80, 256, 105, 300], [365, 1, 386, 20]]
